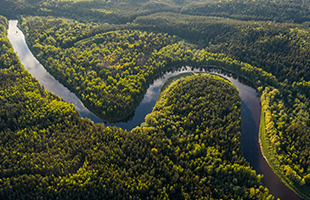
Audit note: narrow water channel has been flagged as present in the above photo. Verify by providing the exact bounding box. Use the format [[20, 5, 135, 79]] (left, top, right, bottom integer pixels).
[[7, 20, 301, 200]]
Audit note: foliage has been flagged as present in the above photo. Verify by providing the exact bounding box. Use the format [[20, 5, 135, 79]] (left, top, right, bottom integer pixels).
[[180, 0, 310, 23], [142, 73, 243, 162], [1, 0, 310, 197], [1, 0, 310, 24], [134, 12, 310, 83], [0, 19, 273, 199], [20, 15, 280, 121], [20, 16, 180, 120]]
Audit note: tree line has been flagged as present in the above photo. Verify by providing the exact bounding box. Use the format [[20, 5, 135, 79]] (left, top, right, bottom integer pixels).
[[0, 16, 274, 199], [1, 0, 310, 24], [2, 0, 310, 197]]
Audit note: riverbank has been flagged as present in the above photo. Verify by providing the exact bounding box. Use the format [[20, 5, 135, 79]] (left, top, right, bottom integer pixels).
[[16, 16, 261, 123], [153, 72, 235, 112], [9, 19, 302, 199], [154, 72, 196, 107], [259, 108, 309, 200]]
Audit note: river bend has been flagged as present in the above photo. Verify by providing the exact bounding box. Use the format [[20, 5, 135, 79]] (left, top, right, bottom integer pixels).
[[7, 20, 301, 200]]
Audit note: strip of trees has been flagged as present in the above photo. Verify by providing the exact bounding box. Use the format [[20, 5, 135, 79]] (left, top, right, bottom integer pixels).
[[0, 16, 273, 199]]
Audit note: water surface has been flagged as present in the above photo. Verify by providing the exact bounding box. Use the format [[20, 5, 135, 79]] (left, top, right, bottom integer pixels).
[[7, 20, 301, 200]]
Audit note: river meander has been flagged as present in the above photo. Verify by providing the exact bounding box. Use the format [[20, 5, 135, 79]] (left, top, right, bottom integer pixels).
[[7, 20, 301, 200]]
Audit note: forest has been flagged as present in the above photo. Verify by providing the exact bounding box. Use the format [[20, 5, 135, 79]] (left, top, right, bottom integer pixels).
[[1, 0, 310, 199], [1, 0, 310, 24], [0, 17, 273, 199]]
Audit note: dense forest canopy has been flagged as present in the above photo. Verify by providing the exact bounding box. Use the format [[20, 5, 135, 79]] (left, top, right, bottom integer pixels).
[[0, 18, 273, 198], [1, 0, 310, 24], [134, 12, 310, 83], [1, 0, 310, 199]]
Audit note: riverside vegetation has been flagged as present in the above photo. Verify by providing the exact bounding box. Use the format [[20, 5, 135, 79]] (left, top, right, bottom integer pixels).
[[1, 0, 310, 198], [0, 17, 273, 199]]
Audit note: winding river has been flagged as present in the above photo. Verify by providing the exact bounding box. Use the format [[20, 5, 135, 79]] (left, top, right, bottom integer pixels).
[[7, 20, 301, 200]]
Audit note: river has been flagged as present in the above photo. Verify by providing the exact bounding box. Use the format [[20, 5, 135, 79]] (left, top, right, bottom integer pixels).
[[7, 20, 301, 200]]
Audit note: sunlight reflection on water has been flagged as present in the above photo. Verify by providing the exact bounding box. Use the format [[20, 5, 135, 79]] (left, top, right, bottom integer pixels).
[[7, 20, 301, 200]]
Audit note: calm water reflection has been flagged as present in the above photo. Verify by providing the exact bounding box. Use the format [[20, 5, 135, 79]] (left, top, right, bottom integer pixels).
[[8, 20, 301, 200]]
